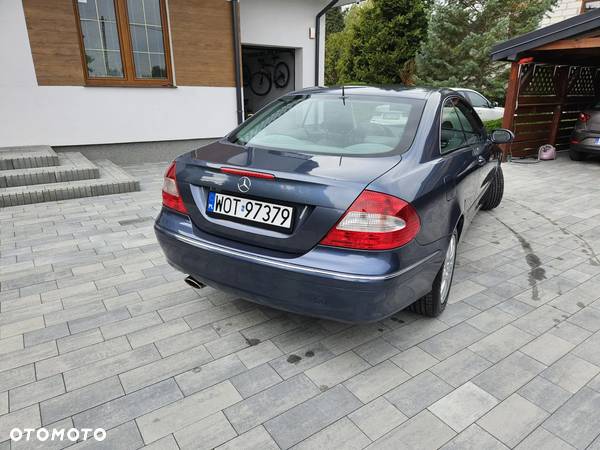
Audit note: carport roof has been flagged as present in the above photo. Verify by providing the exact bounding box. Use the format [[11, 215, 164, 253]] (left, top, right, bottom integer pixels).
[[491, 8, 600, 62]]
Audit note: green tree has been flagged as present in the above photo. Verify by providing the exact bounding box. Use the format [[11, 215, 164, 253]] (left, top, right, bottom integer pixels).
[[415, 0, 556, 102], [326, 6, 345, 35], [325, 0, 430, 85]]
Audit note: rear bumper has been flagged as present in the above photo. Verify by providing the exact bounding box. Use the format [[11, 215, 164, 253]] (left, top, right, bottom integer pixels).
[[155, 210, 443, 323], [571, 143, 600, 154], [571, 130, 600, 154]]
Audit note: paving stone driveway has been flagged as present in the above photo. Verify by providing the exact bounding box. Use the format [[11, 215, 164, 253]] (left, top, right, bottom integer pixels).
[[2, 153, 600, 449]]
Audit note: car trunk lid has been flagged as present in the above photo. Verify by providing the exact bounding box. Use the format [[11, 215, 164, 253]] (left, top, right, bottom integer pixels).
[[175, 140, 401, 254]]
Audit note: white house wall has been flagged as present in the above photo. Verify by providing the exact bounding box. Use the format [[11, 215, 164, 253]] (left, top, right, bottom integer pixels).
[[240, 0, 326, 88], [0, 0, 237, 147], [540, 0, 581, 26]]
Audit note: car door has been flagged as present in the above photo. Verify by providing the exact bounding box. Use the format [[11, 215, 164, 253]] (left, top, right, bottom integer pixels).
[[439, 97, 482, 222], [453, 99, 496, 205]]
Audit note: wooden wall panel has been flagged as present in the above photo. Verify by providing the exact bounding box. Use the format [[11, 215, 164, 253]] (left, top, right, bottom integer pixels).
[[168, 0, 235, 87], [22, 0, 85, 86]]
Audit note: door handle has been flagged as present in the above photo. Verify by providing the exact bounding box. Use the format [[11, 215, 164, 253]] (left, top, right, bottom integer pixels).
[[477, 155, 486, 166]]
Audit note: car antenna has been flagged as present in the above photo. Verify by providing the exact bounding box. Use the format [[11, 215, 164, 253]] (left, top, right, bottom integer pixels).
[[340, 85, 348, 105]]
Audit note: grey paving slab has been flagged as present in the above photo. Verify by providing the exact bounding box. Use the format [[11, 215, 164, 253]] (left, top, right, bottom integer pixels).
[[418, 322, 486, 360], [175, 354, 247, 396], [0, 341, 57, 373], [236, 339, 283, 369], [469, 325, 535, 363], [348, 397, 407, 441], [520, 332, 575, 365], [541, 353, 600, 393], [9, 374, 65, 411], [440, 424, 509, 450], [478, 394, 549, 448], [366, 410, 455, 450], [119, 344, 212, 393], [230, 363, 282, 398], [0, 404, 40, 442], [74, 378, 182, 431], [173, 411, 236, 449], [136, 381, 241, 444], [515, 427, 576, 450], [0, 365, 36, 392], [472, 352, 546, 400], [215, 426, 278, 450], [292, 417, 370, 450], [383, 318, 449, 350], [429, 382, 498, 432], [344, 360, 410, 403], [430, 348, 492, 388], [63, 343, 161, 391], [154, 325, 219, 357], [518, 376, 572, 413], [264, 385, 362, 449], [354, 337, 400, 366], [385, 370, 454, 417], [305, 351, 371, 390], [56, 328, 104, 354], [70, 421, 143, 450], [543, 387, 600, 449], [35, 337, 130, 379], [23, 323, 70, 347], [269, 343, 335, 380], [390, 346, 439, 376], [40, 376, 124, 425], [225, 374, 320, 434]]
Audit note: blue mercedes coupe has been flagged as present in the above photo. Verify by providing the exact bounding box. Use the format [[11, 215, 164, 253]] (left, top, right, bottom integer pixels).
[[155, 86, 513, 323]]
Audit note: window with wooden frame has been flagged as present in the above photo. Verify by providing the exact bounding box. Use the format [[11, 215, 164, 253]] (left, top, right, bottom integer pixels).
[[73, 0, 173, 86]]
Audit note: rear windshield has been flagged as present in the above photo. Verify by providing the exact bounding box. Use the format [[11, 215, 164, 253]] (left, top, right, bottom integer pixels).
[[229, 94, 426, 156]]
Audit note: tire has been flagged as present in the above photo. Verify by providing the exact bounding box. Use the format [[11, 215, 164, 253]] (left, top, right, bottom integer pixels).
[[273, 61, 290, 89], [480, 166, 504, 211], [250, 71, 272, 96], [409, 231, 458, 317], [569, 148, 586, 161]]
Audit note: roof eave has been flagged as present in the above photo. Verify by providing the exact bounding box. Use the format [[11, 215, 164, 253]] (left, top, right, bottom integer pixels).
[[490, 8, 600, 62]]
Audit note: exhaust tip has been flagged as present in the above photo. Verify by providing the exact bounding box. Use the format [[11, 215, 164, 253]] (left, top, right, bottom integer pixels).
[[184, 276, 205, 290]]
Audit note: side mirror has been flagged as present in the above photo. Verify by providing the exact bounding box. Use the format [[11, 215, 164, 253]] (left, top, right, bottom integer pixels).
[[491, 101, 499, 108], [490, 128, 514, 144]]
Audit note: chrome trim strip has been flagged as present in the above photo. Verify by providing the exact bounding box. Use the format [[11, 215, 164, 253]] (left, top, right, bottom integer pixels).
[[156, 225, 440, 282]]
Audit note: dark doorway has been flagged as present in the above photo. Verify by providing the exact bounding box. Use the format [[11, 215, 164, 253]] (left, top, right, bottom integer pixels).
[[242, 46, 295, 118]]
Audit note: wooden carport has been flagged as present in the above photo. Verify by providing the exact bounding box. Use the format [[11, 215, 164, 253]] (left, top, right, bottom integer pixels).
[[491, 9, 600, 158]]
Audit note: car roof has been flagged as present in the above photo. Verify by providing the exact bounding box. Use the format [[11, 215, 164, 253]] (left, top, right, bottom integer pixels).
[[288, 85, 453, 100]]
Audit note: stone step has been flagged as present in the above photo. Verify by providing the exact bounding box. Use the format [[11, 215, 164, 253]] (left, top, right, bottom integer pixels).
[[0, 153, 100, 188], [0, 160, 140, 207], [0, 145, 59, 170]]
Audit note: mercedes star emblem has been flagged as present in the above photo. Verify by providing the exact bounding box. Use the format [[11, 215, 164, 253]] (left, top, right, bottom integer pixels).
[[237, 176, 251, 193]]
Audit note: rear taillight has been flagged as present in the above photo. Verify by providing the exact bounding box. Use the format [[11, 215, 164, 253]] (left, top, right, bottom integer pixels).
[[579, 112, 591, 123], [162, 161, 188, 214], [320, 190, 420, 250]]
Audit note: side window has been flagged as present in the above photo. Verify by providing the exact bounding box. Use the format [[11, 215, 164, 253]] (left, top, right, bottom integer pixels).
[[455, 101, 485, 145], [466, 92, 489, 108], [440, 98, 468, 154]]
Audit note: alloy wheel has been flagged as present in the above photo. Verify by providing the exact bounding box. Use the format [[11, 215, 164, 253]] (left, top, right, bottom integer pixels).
[[439, 233, 457, 304]]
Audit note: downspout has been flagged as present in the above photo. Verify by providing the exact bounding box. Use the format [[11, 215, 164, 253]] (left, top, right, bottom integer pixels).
[[314, 0, 338, 86], [231, 0, 243, 124]]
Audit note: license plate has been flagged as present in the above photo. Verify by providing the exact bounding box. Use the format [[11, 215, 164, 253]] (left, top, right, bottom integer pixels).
[[207, 192, 294, 230]]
